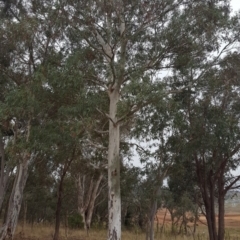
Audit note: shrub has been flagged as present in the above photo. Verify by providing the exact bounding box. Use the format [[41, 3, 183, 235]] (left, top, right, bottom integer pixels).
[[68, 213, 84, 229]]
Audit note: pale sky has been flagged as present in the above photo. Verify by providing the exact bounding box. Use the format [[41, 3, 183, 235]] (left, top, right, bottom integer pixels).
[[231, 0, 240, 12]]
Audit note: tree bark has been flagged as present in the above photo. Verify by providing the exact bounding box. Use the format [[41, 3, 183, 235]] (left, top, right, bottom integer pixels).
[[77, 174, 93, 230], [108, 87, 121, 240], [0, 137, 9, 211], [147, 200, 157, 240], [0, 153, 35, 240], [53, 175, 64, 240], [86, 173, 103, 229], [201, 183, 217, 240], [217, 178, 225, 240]]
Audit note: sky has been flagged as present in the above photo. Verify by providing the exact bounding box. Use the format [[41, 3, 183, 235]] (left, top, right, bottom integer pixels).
[[231, 0, 240, 12]]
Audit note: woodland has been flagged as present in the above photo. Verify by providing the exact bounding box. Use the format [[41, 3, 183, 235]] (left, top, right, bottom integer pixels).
[[0, 1, 240, 240]]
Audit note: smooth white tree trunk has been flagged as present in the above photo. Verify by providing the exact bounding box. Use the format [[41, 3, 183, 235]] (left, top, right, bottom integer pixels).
[[77, 174, 93, 230], [108, 88, 121, 240], [77, 173, 103, 230], [86, 173, 103, 228]]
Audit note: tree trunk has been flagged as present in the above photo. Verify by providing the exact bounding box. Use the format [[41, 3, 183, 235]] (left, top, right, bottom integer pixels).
[[108, 87, 121, 240], [147, 200, 157, 240], [218, 183, 225, 240], [77, 174, 93, 230], [86, 173, 103, 229], [65, 210, 68, 239], [205, 205, 215, 240], [202, 185, 217, 240], [196, 160, 218, 240], [53, 148, 76, 240], [209, 173, 217, 240], [0, 156, 31, 240], [53, 152, 75, 240], [53, 176, 64, 240], [0, 137, 9, 211], [193, 206, 198, 234]]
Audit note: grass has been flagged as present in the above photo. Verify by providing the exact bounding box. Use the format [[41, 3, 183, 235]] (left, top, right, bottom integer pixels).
[[12, 201, 240, 240], [14, 223, 240, 240]]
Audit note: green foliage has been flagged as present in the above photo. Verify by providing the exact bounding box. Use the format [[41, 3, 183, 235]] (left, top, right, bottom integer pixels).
[[68, 213, 84, 229]]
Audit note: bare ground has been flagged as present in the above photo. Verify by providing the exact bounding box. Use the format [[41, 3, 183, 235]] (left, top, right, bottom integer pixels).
[[157, 208, 240, 228]]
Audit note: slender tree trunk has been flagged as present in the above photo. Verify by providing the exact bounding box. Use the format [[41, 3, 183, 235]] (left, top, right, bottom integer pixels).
[[169, 209, 175, 233], [218, 189, 225, 240], [53, 176, 64, 240], [53, 148, 76, 240], [203, 190, 217, 240], [0, 137, 9, 211], [149, 201, 157, 240], [205, 207, 215, 240], [86, 173, 103, 229], [77, 174, 93, 230], [0, 155, 32, 240], [193, 206, 198, 234], [108, 87, 121, 240], [197, 163, 218, 240], [65, 210, 68, 239], [209, 174, 217, 240], [77, 174, 86, 229]]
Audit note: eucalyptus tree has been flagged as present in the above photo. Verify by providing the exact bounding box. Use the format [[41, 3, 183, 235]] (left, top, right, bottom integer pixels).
[[62, 1, 233, 239], [168, 51, 240, 240], [0, 1, 79, 238]]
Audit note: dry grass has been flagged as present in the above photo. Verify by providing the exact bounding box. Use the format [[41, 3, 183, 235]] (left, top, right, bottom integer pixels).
[[14, 223, 240, 240], [15, 224, 146, 240], [14, 203, 240, 240]]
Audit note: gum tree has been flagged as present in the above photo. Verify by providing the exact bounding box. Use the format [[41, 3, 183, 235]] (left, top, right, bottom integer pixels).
[[169, 51, 240, 240], [63, 1, 233, 239]]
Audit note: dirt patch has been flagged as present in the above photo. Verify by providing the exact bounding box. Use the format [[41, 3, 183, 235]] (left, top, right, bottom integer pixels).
[[156, 208, 240, 228]]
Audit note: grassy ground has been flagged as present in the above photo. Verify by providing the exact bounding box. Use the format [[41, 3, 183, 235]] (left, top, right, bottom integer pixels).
[[14, 223, 240, 240], [13, 201, 240, 240]]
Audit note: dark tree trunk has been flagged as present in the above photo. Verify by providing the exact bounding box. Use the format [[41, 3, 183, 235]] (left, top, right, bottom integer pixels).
[[196, 157, 218, 240], [53, 148, 75, 240], [202, 184, 217, 240], [0, 137, 9, 211], [217, 178, 225, 240], [53, 176, 64, 240]]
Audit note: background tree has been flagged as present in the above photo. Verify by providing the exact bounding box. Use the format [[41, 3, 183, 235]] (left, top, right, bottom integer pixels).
[[168, 51, 240, 240]]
